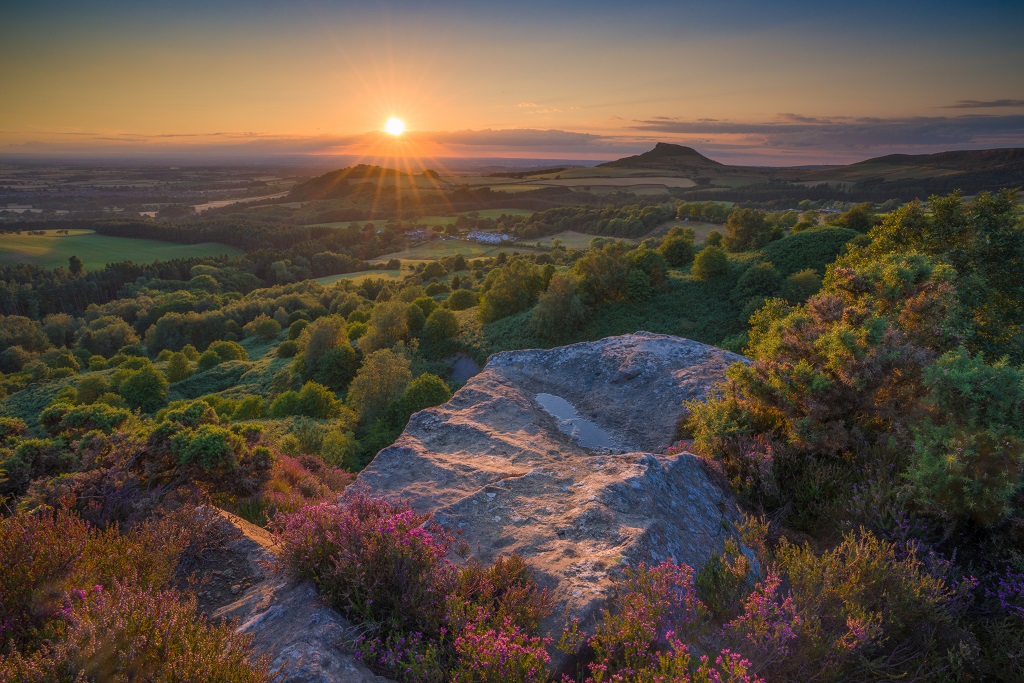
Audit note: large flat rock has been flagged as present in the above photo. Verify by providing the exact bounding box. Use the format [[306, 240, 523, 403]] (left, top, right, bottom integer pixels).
[[357, 332, 749, 635]]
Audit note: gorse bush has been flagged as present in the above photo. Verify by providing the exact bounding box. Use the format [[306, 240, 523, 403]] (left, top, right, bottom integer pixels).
[[907, 347, 1024, 528]]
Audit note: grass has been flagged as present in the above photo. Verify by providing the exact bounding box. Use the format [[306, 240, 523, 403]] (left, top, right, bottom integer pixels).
[[369, 239, 542, 263], [529, 231, 638, 250], [524, 176, 696, 188], [315, 270, 405, 285], [0, 232, 243, 270], [306, 208, 534, 229]]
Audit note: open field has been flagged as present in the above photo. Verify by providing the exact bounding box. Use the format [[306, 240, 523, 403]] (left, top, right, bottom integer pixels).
[[306, 208, 534, 229], [314, 269, 405, 286], [0, 231, 243, 270], [525, 176, 696, 189], [369, 238, 542, 264], [528, 231, 638, 249]]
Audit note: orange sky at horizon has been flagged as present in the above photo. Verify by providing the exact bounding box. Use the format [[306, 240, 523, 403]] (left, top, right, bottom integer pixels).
[[3, 1, 1023, 165]]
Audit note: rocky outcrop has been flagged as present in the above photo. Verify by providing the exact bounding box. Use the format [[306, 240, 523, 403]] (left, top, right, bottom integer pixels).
[[357, 332, 750, 637], [204, 511, 394, 683]]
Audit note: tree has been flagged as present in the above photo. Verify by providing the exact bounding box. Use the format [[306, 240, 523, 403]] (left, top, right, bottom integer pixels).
[[359, 300, 411, 353], [294, 381, 342, 419], [68, 255, 84, 275], [298, 316, 349, 379], [346, 349, 412, 423], [691, 245, 730, 280], [531, 274, 588, 341], [165, 352, 193, 383], [479, 259, 543, 323], [243, 314, 282, 340], [658, 235, 695, 267], [723, 208, 771, 252], [423, 308, 459, 345], [118, 365, 169, 412]]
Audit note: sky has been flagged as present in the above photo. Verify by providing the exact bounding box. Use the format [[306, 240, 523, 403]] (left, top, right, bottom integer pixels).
[[2, 0, 1023, 165]]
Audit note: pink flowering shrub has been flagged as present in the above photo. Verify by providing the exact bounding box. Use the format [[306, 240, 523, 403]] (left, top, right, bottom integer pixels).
[[3, 582, 267, 683], [453, 608, 551, 683], [580, 560, 764, 683], [0, 506, 269, 682], [274, 489, 555, 683], [272, 488, 454, 633]]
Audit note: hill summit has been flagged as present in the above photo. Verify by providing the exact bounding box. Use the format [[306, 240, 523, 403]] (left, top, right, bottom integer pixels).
[[600, 142, 724, 170]]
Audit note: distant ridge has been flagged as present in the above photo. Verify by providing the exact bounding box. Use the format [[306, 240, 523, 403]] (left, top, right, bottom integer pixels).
[[841, 148, 1024, 174], [288, 164, 429, 201], [600, 143, 724, 170]]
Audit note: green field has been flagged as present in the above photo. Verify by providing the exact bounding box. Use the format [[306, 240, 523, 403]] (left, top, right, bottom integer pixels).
[[0, 231, 243, 270], [306, 208, 534, 230], [529, 231, 638, 249], [314, 269, 405, 285], [369, 238, 541, 264]]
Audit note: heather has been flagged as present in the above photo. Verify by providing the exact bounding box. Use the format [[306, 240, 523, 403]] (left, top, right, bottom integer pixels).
[[0, 506, 269, 682]]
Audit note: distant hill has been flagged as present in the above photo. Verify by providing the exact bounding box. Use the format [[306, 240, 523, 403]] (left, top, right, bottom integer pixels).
[[598, 144, 1024, 198], [289, 164, 439, 201], [600, 143, 724, 171]]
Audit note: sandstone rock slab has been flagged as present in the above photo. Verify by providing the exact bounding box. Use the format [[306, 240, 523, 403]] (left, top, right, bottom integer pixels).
[[357, 332, 749, 635]]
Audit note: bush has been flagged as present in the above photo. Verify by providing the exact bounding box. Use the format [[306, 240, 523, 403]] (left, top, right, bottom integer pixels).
[[118, 365, 168, 412], [479, 260, 543, 323], [165, 351, 193, 382], [659, 234, 695, 267], [207, 340, 249, 362], [197, 349, 222, 371], [759, 227, 857, 276], [423, 308, 460, 349], [276, 339, 299, 358], [359, 301, 411, 353], [243, 314, 282, 340], [273, 491, 552, 683], [691, 245, 730, 280], [295, 381, 342, 419], [269, 391, 300, 418], [76, 375, 112, 404], [446, 289, 478, 311], [906, 348, 1024, 528], [311, 343, 358, 390], [347, 349, 412, 423]]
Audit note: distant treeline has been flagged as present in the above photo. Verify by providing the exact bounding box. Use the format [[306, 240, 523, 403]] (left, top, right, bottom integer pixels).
[[680, 172, 1024, 204]]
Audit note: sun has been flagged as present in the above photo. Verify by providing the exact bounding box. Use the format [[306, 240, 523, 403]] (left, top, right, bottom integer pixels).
[[384, 117, 406, 136]]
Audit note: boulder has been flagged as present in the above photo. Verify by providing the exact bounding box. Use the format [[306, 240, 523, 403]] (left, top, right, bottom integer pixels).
[[357, 332, 750, 639]]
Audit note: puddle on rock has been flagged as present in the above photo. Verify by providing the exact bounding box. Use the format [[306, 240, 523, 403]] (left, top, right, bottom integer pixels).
[[535, 393, 617, 450]]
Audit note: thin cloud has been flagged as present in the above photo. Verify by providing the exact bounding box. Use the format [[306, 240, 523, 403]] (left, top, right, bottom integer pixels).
[[629, 114, 1024, 149], [943, 99, 1024, 109]]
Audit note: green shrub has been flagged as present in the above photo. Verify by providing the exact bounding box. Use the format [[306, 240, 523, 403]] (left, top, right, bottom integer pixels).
[[347, 349, 412, 423], [691, 245, 730, 280], [906, 348, 1024, 528], [446, 289, 478, 311], [277, 339, 299, 358], [295, 381, 342, 419], [269, 391, 300, 418], [759, 227, 857, 276], [118, 365, 169, 412], [197, 349, 221, 371], [207, 340, 249, 363], [243, 314, 282, 340]]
